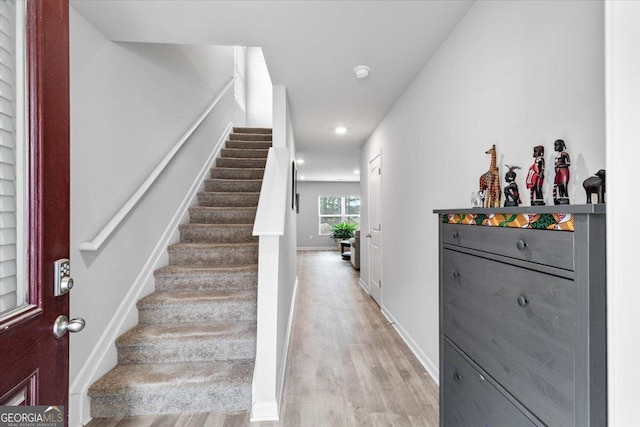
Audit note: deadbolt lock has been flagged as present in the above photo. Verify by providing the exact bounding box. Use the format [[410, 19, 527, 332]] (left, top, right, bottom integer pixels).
[[54, 258, 74, 297]]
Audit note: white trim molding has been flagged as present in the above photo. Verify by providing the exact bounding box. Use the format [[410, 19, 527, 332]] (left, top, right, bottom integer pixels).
[[359, 277, 369, 294]]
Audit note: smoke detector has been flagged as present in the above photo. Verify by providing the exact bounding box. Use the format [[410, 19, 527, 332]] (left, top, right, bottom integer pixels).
[[354, 65, 371, 79]]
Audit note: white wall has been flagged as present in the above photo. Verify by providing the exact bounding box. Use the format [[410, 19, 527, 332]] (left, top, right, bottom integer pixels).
[[247, 47, 273, 128], [296, 181, 361, 249], [251, 86, 297, 421], [606, 1, 640, 424], [360, 0, 605, 381], [69, 8, 244, 424], [277, 90, 297, 406]]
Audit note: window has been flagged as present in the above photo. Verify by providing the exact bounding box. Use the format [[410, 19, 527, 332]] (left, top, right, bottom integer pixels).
[[318, 196, 360, 235], [0, 0, 28, 317]]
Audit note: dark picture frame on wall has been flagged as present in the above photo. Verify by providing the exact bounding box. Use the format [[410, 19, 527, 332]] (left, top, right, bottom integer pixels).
[[295, 193, 300, 214], [291, 161, 297, 211]]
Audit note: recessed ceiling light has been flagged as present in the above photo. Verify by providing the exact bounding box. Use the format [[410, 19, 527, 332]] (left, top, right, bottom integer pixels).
[[353, 170, 360, 175], [296, 159, 305, 164], [354, 65, 371, 79], [300, 176, 306, 180], [335, 126, 347, 135]]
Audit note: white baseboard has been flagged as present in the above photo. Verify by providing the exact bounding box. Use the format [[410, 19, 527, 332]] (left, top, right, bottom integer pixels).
[[296, 246, 336, 251], [381, 306, 439, 386], [359, 278, 369, 294], [69, 123, 234, 427]]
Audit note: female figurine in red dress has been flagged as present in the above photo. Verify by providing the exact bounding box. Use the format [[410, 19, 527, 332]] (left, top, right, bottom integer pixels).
[[553, 139, 571, 205], [526, 145, 545, 206]]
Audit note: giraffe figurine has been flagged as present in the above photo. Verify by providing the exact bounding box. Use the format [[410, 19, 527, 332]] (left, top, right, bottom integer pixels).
[[479, 145, 501, 208]]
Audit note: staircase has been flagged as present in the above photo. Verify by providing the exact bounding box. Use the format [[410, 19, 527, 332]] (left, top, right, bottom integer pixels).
[[88, 127, 272, 418]]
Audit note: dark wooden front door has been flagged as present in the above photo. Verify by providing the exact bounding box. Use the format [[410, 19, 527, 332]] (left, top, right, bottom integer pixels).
[[0, 0, 71, 419]]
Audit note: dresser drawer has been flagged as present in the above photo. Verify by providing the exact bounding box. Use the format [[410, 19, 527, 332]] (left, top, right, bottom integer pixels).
[[442, 341, 537, 427], [442, 223, 574, 270], [442, 249, 576, 427]]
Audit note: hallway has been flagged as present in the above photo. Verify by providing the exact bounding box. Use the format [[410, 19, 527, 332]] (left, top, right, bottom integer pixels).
[[88, 250, 439, 426]]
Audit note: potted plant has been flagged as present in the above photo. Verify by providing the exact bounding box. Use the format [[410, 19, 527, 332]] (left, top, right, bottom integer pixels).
[[330, 221, 357, 251]]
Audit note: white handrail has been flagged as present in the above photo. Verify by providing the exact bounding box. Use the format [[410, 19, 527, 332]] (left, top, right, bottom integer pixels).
[[79, 77, 236, 252], [252, 147, 289, 236]]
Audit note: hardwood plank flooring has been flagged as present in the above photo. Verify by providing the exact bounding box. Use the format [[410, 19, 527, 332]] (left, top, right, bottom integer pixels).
[[87, 250, 439, 426]]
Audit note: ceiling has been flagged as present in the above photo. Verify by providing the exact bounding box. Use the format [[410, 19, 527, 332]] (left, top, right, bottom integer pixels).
[[71, 0, 474, 182]]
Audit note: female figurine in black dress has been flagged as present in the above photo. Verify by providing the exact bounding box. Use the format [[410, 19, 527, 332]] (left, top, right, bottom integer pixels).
[[504, 165, 522, 207]]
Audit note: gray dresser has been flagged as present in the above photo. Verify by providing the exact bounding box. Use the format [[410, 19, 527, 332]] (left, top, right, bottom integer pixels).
[[434, 206, 606, 426]]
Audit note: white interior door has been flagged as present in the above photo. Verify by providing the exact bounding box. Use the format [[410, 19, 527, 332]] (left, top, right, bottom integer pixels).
[[368, 154, 382, 306]]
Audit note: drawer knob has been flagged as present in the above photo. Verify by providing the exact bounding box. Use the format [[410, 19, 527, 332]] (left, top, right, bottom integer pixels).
[[517, 295, 529, 307], [452, 231, 459, 239], [516, 239, 527, 250], [453, 372, 461, 381], [452, 271, 460, 279]]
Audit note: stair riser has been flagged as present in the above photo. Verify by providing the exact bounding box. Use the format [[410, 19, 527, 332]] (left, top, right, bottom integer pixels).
[[233, 127, 272, 134], [204, 180, 262, 193], [229, 133, 272, 141], [197, 193, 259, 207], [216, 158, 267, 168], [179, 225, 256, 243], [117, 339, 256, 364], [168, 247, 258, 266], [189, 208, 256, 224], [221, 148, 269, 159], [154, 270, 258, 292], [90, 386, 251, 418], [225, 140, 272, 150], [210, 168, 264, 180]]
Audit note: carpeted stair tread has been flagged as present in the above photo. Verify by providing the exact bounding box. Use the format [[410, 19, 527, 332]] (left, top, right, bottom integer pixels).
[[221, 148, 269, 158], [138, 289, 256, 307], [197, 192, 259, 207], [117, 321, 256, 346], [168, 242, 258, 266], [229, 133, 271, 141], [216, 157, 267, 168], [210, 167, 265, 180], [154, 264, 257, 292], [225, 140, 272, 150], [204, 178, 263, 193], [137, 290, 257, 323], [89, 360, 253, 395], [116, 322, 256, 364], [179, 223, 256, 243], [88, 360, 253, 417], [189, 206, 256, 224], [155, 264, 258, 275], [232, 127, 272, 134]]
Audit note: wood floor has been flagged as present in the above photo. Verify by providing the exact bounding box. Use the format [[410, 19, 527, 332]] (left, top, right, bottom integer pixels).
[[87, 250, 439, 426]]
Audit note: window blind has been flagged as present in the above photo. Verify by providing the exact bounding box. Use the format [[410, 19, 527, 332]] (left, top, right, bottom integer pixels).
[[0, 0, 19, 314]]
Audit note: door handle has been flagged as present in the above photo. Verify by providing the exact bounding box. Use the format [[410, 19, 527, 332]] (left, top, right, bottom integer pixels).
[[365, 233, 372, 238], [53, 315, 86, 338]]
